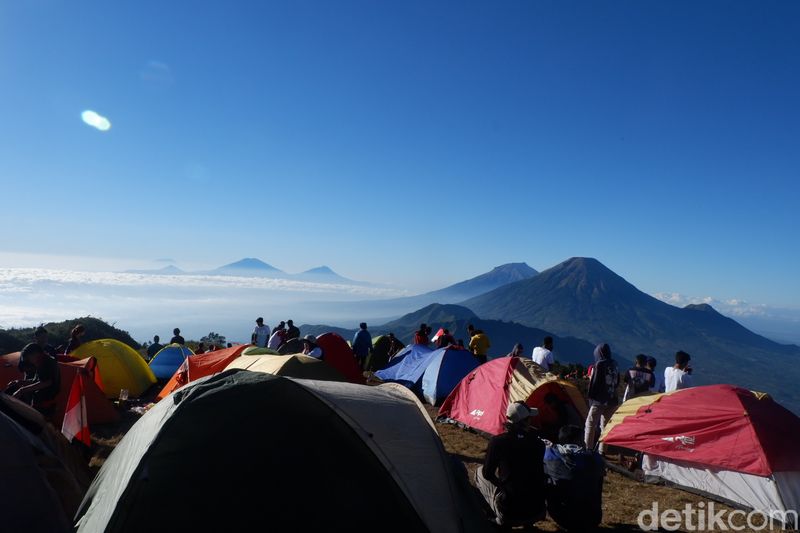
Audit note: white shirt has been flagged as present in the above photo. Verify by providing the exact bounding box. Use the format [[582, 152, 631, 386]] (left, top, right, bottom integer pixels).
[[531, 346, 554, 371], [267, 331, 284, 350], [253, 324, 270, 347], [304, 347, 323, 359], [664, 367, 692, 392]]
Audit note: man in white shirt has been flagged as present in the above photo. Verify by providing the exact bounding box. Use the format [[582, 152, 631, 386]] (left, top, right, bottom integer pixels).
[[531, 337, 555, 371], [251, 317, 270, 348], [664, 351, 693, 392], [302, 335, 323, 359]]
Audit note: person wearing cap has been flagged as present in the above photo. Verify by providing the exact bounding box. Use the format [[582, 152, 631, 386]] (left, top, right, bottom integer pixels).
[[544, 425, 605, 531], [285, 320, 301, 342], [475, 401, 546, 527], [584, 343, 619, 454], [302, 335, 323, 359], [251, 317, 271, 348]]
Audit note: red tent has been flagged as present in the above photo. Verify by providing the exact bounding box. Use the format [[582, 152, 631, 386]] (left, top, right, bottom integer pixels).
[[316, 333, 365, 384], [438, 356, 586, 436], [157, 344, 248, 401], [0, 352, 119, 427]]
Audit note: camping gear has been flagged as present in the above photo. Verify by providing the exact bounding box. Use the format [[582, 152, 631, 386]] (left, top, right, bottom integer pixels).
[[315, 332, 364, 384], [74, 370, 479, 532], [1, 394, 91, 532], [225, 354, 346, 382], [71, 339, 157, 398], [156, 344, 248, 401], [241, 346, 279, 356], [438, 356, 587, 436], [600, 384, 800, 524], [148, 343, 194, 380]]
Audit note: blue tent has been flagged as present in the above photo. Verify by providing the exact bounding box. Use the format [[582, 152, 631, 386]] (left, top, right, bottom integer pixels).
[[149, 344, 194, 379], [421, 347, 479, 405], [374, 344, 433, 388]]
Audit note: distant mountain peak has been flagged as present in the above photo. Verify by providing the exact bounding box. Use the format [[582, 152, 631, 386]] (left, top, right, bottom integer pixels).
[[303, 266, 337, 275], [684, 303, 720, 314], [218, 258, 281, 271]]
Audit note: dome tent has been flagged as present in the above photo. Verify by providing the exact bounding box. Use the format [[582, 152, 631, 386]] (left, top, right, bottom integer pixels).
[[74, 370, 482, 532], [374, 344, 434, 387], [148, 343, 194, 380], [421, 347, 479, 405], [225, 354, 346, 382], [156, 344, 248, 401], [438, 357, 587, 436], [71, 339, 157, 398], [315, 332, 364, 384], [601, 384, 800, 525]]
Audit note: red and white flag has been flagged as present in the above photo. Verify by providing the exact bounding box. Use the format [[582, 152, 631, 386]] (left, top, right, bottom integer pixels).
[[62, 372, 91, 446]]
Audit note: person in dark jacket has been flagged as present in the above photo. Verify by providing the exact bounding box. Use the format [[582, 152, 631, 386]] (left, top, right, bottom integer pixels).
[[64, 324, 86, 353], [583, 343, 619, 454], [475, 401, 547, 527], [352, 323, 372, 370], [285, 320, 301, 341], [6, 343, 61, 417], [544, 425, 605, 531], [146, 335, 163, 361], [435, 329, 456, 349], [170, 328, 185, 345], [622, 354, 655, 401]]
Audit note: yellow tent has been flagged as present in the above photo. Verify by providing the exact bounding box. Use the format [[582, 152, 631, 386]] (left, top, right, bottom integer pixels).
[[225, 354, 346, 382], [72, 339, 157, 398]]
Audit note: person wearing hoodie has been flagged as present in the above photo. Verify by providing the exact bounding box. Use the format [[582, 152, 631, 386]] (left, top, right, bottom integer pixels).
[[352, 323, 372, 370], [544, 425, 605, 531], [583, 343, 619, 454]]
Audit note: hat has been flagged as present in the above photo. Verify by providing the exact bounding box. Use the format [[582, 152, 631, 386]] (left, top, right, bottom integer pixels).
[[506, 402, 538, 423], [303, 334, 317, 344]]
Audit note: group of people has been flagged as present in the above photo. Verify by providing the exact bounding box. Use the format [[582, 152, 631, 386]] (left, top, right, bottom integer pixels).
[[4, 324, 87, 417], [412, 323, 493, 364], [251, 318, 302, 351]]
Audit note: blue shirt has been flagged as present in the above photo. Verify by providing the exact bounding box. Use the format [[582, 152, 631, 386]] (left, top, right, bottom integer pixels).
[[352, 329, 372, 358]]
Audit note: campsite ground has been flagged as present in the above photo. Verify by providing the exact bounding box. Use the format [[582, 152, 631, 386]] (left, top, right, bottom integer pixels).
[[85, 395, 788, 533]]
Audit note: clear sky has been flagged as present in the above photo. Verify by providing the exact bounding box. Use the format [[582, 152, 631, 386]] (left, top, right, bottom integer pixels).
[[1, 0, 798, 305]]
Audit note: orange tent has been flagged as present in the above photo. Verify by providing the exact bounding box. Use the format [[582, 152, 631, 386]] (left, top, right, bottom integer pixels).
[[157, 345, 248, 401], [0, 352, 119, 427]]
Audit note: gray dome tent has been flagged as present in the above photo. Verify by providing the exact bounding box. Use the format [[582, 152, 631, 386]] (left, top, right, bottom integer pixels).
[[75, 370, 484, 532]]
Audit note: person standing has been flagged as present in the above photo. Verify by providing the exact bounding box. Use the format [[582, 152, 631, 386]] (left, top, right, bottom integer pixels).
[[531, 337, 555, 371], [251, 317, 271, 348], [170, 328, 186, 345], [467, 324, 491, 364], [33, 326, 56, 358], [664, 351, 693, 392], [268, 327, 286, 351], [475, 402, 546, 527], [622, 354, 655, 402], [584, 343, 619, 454], [647, 356, 665, 393], [285, 320, 301, 342], [352, 323, 372, 370], [413, 324, 430, 346], [147, 335, 163, 360], [64, 324, 86, 354], [272, 321, 286, 335]]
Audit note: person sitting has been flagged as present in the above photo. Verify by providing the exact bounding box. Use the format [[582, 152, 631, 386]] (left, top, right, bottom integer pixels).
[[146, 335, 163, 361], [584, 343, 619, 454], [5, 343, 61, 418], [285, 320, 301, 341], [544, 425, 605, 531], [352, 323, 372, 370], [170, 328, 186, 345], [664, 351, 693, 392], [268, 327, 286, 351], [64, 324, 86, 354], [413, 324, 430, 346], [622, 354, 655, 402], [531, 336, 555, 371], [467, 325, 491, 364], [507, 343, 524, 358], [33, 326, 56, 358], [302, 335, 323, 359], [647, 356, 664, 393], [252, 317, 270, 348], [475, 401, 546, 528]]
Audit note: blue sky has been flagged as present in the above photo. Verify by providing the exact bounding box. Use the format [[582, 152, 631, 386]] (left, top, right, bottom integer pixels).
[[1, 0, 799, 306]]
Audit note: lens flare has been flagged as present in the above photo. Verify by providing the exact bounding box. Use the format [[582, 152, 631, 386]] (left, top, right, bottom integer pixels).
[[81, 110, 111, 131]]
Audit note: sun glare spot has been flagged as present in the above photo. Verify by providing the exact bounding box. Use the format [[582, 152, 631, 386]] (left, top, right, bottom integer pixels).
[[81, 110, 112, 131]]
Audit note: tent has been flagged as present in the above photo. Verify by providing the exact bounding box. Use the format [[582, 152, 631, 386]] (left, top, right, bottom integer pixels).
[[374, 344, 434, 386], [277, 338, 304, 355], [71, 339, 157, 398], [421, 347, 479, 405], [367, 335, 398, 371], [0, 352, 119, 427], [156, 344, 248, 401], [74, 370, 482, 532], [1, 394, 91, 532], [241, 346, 280, 356], [225, 354, 346, 382], [600, 385, 800, 524], [438, 357, 588, 437], [316, 333, 364, 384], [148, 343, 194, 380]]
